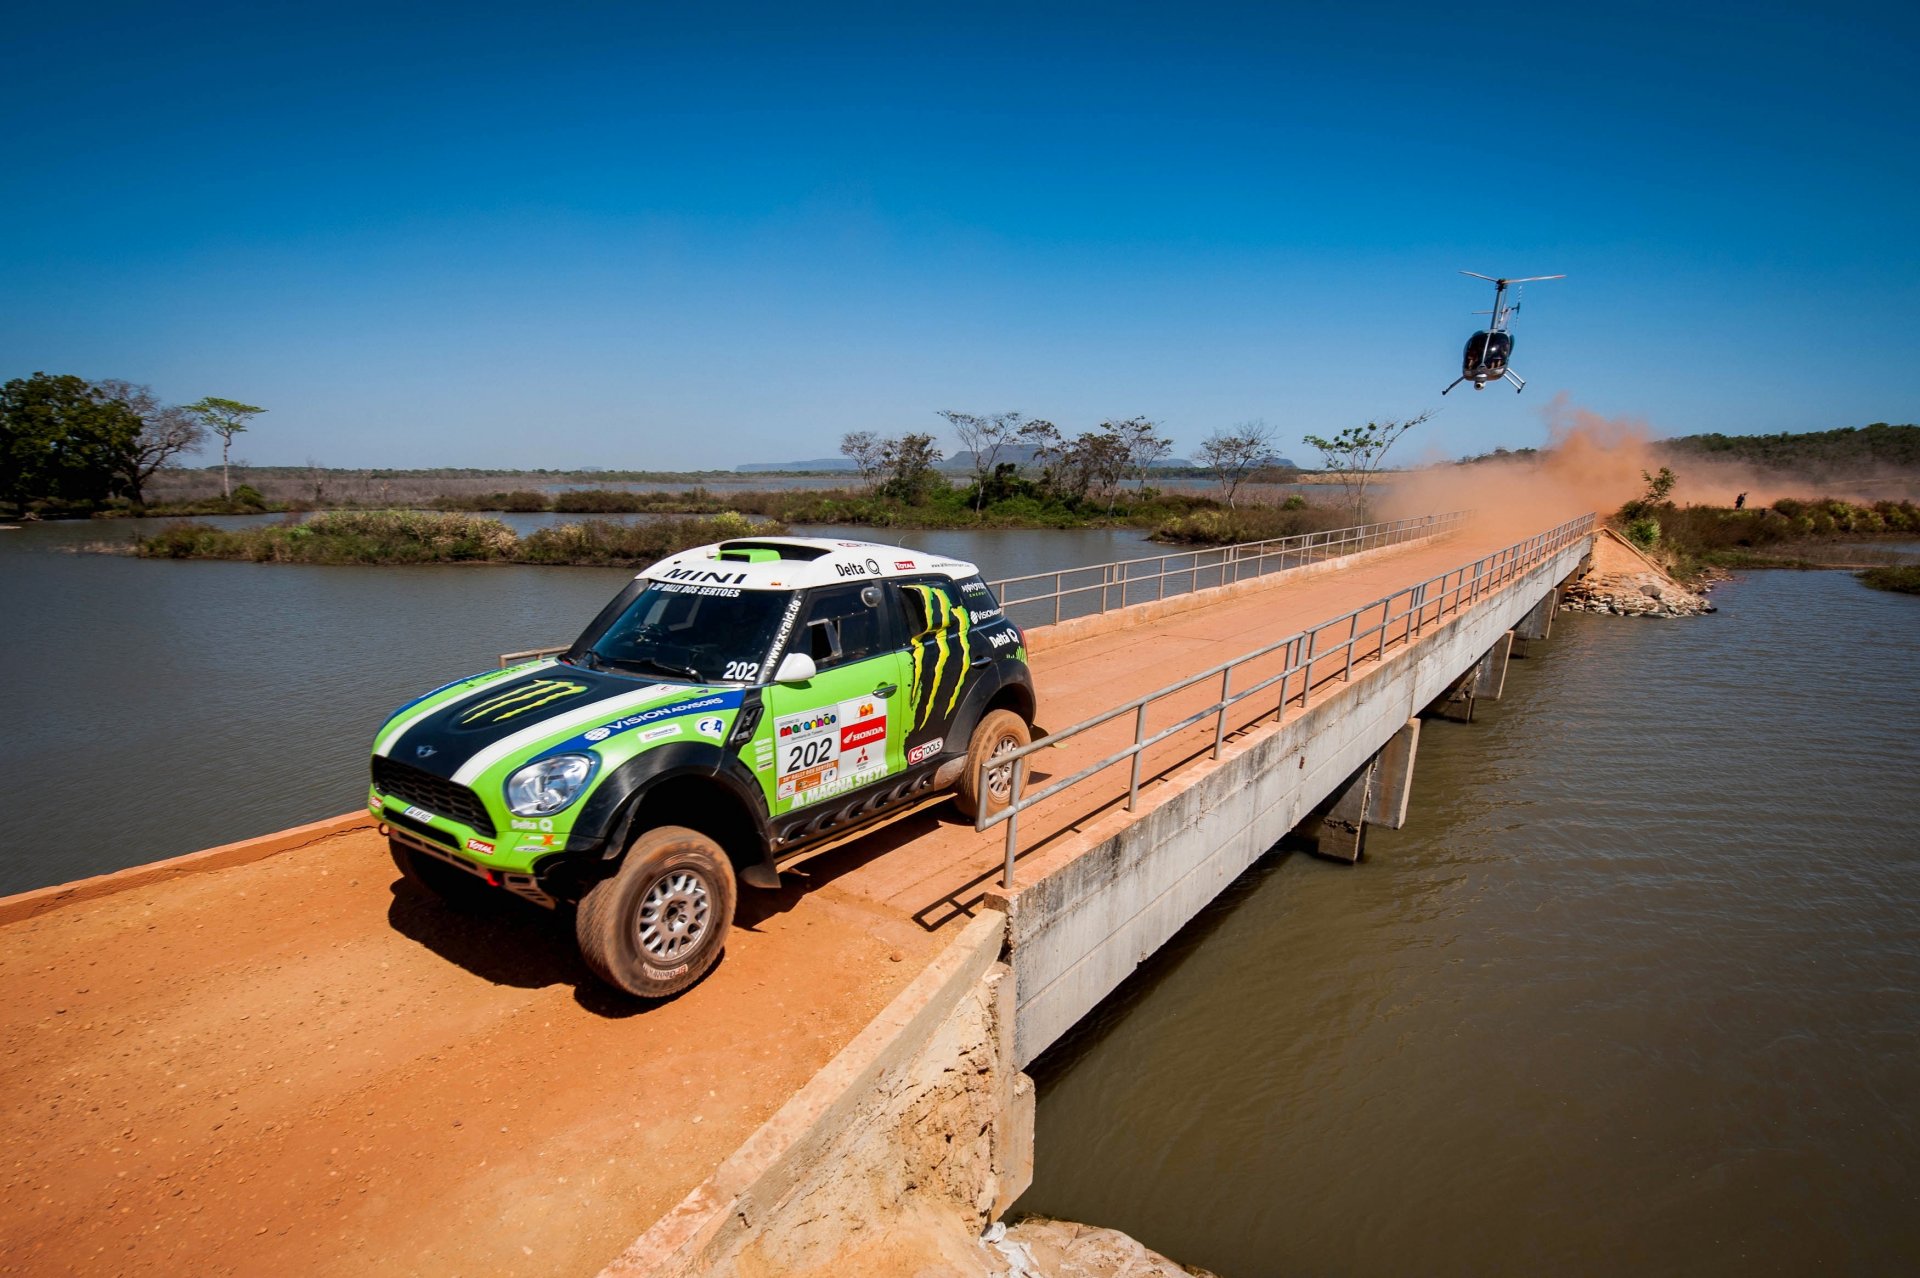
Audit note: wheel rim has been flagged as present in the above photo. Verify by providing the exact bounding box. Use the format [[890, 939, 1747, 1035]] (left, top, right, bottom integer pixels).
[[635, 868, 713, 962], [984, 733, 1023, 802]]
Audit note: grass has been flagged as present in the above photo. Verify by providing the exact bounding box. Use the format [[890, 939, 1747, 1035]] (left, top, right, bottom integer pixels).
[[1858, 565, 1920, 594], [1617, 498, 1920, 580], [131, 509, 780, 567]]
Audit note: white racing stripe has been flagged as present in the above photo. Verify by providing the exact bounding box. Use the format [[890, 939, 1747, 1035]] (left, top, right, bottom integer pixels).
[[451, 683, 678, 785], [373, 659, 559, 758]]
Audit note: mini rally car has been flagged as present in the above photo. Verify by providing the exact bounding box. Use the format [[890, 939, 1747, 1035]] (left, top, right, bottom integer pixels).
[[368, 537, 1036, 997]]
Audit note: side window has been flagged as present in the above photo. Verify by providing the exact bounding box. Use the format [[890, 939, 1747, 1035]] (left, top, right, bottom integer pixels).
[[795, 584, 886, 671], [895, 578, 966, 639], [955, 575, 1003, 624]]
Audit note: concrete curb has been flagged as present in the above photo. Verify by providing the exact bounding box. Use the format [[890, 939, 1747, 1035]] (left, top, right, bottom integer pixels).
[[0, 811, 375, 926], [599, 910, 1008, 1277]]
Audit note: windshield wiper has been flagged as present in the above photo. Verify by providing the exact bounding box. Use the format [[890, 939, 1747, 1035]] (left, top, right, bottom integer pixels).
[[602, 654, 705, 683]]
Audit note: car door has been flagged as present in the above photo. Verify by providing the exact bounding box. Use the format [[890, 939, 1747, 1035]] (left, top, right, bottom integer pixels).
[[759, 583, 910, 818], [894, 576, 977, 766]]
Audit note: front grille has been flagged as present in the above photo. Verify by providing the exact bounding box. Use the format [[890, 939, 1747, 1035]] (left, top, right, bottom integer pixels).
[[372, 757, 497, 836]]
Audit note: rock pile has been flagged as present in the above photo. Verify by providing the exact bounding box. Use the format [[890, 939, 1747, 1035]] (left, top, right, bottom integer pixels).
[[1561, 571, 1715, 617]]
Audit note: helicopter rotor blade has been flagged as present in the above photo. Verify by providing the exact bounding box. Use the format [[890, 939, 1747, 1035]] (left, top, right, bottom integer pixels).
[[1503, 274, 1566, 284], [1460, 270, 1500, 282]]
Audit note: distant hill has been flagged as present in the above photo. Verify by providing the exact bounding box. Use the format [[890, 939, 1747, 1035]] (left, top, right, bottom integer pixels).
[[1660, 423, 1920, 476], [735, 458, 857, 473]]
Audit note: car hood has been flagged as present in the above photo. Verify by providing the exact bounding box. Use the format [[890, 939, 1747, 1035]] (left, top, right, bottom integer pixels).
[[376, 662, 717, 784]]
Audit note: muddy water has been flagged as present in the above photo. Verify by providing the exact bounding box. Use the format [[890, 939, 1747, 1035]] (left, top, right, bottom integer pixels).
[[1016, 569, 1920, 1275], [0, 517, 1154, 894]]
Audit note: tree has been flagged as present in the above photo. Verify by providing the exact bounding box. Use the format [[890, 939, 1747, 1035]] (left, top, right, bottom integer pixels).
[[92, 379, 204, 506], [877, 432, 944, 504], [936, 410, 1026, 514], [1301, 410, 1434, 514], [183, 397, 266, 498], [1105, 416, 1172, 492], [0, 373, 143, 514], [839, 430, 885, 490], [1198, 420, 1278, 509]]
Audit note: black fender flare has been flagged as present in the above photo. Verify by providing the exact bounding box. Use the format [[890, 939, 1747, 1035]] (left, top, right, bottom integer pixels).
[[568, 741, 771, 863]]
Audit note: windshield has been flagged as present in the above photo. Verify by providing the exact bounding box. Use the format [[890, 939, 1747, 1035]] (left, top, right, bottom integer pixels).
[[575, 581, 797, 684]]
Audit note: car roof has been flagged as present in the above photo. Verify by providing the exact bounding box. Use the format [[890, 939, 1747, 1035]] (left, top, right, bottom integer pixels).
[[638, 537, 981, 591]]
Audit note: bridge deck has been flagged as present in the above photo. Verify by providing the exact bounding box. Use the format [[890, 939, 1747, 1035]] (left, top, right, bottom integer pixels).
[[0, 521, 1546, 1277]]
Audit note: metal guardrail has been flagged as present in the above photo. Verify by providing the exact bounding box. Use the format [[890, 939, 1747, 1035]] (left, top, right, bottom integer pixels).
[[973, 512, 1598, 889], [499, 513, 1472, 667], [985, 512, 1471, 630]]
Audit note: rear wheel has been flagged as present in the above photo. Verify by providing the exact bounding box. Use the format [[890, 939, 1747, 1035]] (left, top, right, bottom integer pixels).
[[953, 709, 1031, 820], [388, 838, 499, 908], [576, 826, 736, 999]]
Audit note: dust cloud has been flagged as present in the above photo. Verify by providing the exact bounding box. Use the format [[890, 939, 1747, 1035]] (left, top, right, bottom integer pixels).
[[1377, 393, 1919, 536]]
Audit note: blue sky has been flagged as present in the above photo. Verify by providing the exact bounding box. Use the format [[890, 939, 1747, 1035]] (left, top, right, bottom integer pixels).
[[4, 1, 1915, 469]]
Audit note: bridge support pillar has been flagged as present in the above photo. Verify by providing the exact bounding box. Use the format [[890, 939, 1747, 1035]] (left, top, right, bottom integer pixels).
[[1294, 718, 1421, 863], [1513, 587, 1558, 655], [1434, 630, 1515, 721]]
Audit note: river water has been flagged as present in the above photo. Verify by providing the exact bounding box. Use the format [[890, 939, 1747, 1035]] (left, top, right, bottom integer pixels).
[[1015, 567, 1920, 1275], [0, 516, 1153, 894]]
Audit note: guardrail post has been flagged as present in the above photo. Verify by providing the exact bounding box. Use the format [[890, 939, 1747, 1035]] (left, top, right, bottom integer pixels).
[[1127, 703, 1147, 810], [1214, 667, 1232, 758], [1002, 758, 1025, 890]]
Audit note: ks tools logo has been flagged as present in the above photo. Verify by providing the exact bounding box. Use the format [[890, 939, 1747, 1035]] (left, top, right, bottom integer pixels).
[[458, 678, 589, 726]]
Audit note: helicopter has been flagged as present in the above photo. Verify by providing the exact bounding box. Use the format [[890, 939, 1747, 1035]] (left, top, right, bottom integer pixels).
[[1442, 270, 1564, 394]]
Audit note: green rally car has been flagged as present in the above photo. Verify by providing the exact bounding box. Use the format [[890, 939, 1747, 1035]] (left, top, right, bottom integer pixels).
[[369, 536, 1036, 997]]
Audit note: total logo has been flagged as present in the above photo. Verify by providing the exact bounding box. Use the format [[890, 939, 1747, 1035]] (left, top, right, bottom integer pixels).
[[466, 838, 496, 856]]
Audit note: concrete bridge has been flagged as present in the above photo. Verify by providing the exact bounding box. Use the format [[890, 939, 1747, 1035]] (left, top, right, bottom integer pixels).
[[0, 510, 1596, 1276]]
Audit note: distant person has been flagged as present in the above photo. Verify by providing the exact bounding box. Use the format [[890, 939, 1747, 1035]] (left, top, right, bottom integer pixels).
[[1734, 492, 1747, 510]]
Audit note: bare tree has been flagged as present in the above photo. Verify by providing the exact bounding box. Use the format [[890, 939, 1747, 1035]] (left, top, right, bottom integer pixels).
[[1198, 420, 1277, 509], [93, 379, 205, 506], [1104, 417, 1173, 492], [1301, 410, 1434, 514], [936, 410, 1027, 514], [839, 430, 885, 490]]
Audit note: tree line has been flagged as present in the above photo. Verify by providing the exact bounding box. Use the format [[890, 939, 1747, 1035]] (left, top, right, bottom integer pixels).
[[0, 372, 264, 515], [842, 409, 1432, 514]]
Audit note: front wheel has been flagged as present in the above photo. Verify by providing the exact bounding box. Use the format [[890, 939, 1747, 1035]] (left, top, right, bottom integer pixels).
[[953, 709, 1032, 820], [576, 826, 737, 999]]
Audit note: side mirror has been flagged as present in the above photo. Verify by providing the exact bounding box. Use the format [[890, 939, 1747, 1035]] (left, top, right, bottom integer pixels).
[[773, 652, 817, 684]]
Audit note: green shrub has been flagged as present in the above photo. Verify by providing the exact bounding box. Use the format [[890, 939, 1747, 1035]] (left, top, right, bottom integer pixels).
[[1624, 516, 1661, 549], [1859, 566, 1920, 594]]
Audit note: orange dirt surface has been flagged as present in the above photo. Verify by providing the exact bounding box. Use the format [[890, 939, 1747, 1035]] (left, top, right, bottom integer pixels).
[[0, 833, 942, 1277], [0, 520, 1573, 1277]]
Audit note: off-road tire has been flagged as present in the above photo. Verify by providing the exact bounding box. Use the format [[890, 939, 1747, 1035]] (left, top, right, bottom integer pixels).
[[953, 709, 1031, 821], [388, 837, 499, 909], [576, 825, 737, 999]]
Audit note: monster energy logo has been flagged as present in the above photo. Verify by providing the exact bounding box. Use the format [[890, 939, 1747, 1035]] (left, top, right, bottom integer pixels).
[[902, 585, 972, 730], [458, 678, 589, 725]]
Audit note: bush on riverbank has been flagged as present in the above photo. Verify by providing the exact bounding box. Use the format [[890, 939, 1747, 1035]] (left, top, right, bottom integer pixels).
[[1613, 497, 1920, 579], [517, 513, 768, 564], [130, 509, 785, 567], [1150, 501, 1351, 546], [1858, 565, 1920, 594], [136, 509, 519, 564]]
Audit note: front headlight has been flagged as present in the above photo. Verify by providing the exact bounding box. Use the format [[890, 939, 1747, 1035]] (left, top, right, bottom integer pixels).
[[505, 754, 596, 816]]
